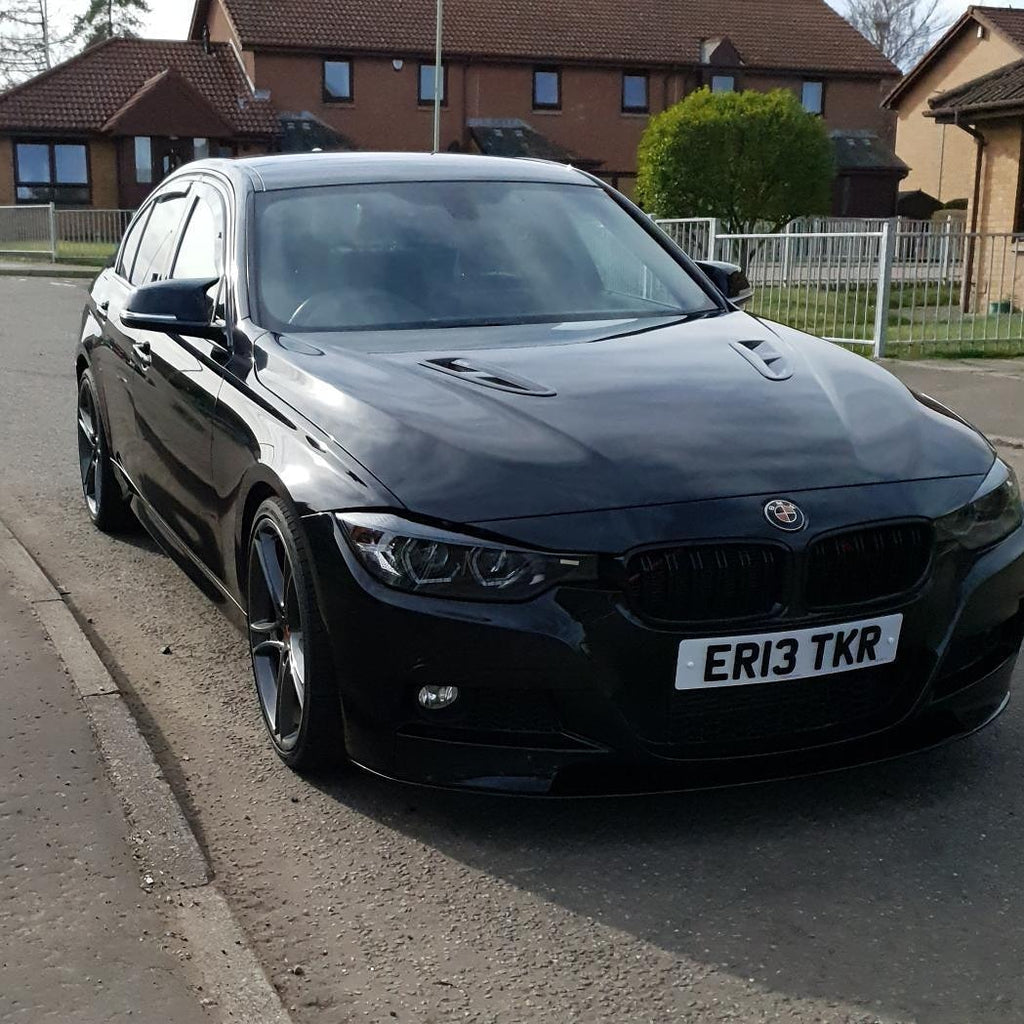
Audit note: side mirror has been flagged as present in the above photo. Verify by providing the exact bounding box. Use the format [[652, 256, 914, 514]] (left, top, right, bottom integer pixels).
[[695, 260, 754, 308], [122, 277, 224, 340]]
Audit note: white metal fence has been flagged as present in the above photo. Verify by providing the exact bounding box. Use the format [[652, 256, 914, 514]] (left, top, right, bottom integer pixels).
[[0, 203, 132, 262], [0, 204, 56, 259], [56, 208, 133, 251], [656, 215, 1023, 356], [2, 204, 1020, 355]]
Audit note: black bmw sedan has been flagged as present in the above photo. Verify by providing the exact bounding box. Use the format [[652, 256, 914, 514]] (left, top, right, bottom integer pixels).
[[77, 153, 1024, 793]]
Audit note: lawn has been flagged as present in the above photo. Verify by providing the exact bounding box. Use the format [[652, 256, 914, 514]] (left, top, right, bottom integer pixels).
[[748, 282, 1024, 357], [0, 239, 115, 264]]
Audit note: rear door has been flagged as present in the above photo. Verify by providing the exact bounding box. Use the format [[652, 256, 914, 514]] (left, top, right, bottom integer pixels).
[[125, 179, 229, 571]]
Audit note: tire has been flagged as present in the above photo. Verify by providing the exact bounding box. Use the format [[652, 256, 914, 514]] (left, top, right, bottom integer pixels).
[[76, 368, 134, 533], [246, 496, 345, 771]]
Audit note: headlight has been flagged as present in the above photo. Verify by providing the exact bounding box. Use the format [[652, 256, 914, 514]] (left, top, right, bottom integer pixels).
[[937, 459, 1022, 550], [336, 512, 598, 600]]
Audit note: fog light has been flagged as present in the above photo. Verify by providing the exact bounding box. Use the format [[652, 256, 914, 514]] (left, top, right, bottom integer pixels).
[[417, 685, 459, 709]]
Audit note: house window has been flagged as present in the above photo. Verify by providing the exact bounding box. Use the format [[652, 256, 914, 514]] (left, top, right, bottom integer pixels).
[[323, 59, 352, 102], [134, 136, 152, 184], [533, 68, 561, 110], [622, 72, 649, 113], [193, 137, 210, 160], [14, 141, 89, 205], [418, 62, 447, 105], [802, 80, 824, 114], [711, 75, 735, 93]]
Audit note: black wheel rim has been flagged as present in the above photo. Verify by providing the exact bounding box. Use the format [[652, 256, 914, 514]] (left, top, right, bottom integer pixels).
[[248, 519, 306, 751], [77, 380, 100, 517]]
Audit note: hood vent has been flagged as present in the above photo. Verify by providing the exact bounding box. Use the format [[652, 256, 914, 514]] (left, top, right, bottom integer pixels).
[[730, 339, 794, 381], [422, 357, 556, 397]]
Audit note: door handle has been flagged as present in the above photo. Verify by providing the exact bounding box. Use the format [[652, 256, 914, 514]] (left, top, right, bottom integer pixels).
[[132, 339, 152, 367], [98, 299, 109, 312]]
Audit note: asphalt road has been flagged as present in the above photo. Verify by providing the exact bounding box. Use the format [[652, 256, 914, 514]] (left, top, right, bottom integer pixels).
[[2, 275, 1024, 1024]]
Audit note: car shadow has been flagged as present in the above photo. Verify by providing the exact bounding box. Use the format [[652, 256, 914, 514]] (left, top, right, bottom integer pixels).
[[310, 704, 1024, 1024]]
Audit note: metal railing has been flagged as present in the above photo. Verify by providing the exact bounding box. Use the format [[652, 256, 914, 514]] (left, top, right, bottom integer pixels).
[[56, 208, 133, 249], [0, 204, 133, 262], [714, 228, 887, 349], [0, 204, 56, 260], [655, 217, 717, 261], [656, 215, 1022, 357]]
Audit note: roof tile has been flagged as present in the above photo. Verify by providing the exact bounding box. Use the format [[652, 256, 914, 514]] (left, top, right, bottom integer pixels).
[[928, 56, 1024, 115], [218, 0, 897, 75], [0, 39, 278, 134], [974, 6, 1024, 48]]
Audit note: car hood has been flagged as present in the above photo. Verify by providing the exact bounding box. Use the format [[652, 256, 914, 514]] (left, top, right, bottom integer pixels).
[[254, 311, 993, 522]]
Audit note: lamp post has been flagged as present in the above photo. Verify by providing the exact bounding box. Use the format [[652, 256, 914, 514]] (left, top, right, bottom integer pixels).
[[432, 0, 444, 152]]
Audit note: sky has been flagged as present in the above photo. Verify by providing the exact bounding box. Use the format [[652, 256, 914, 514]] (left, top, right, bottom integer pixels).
[[43, 0, 1024, 47]]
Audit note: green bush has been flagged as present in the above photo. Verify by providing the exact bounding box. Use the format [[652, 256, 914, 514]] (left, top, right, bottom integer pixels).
[[636, 88, 834, 233]]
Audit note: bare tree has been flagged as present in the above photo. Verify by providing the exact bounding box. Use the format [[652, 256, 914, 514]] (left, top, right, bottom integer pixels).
[[844, 0, 946, 70], [0, 0, 52, 88]]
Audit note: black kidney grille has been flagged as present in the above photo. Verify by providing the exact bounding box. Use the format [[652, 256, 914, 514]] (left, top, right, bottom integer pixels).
[[805, 523, 932, 610], [625, 543, 785, 623]]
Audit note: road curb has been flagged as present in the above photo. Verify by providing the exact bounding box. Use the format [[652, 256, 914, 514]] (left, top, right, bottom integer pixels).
[[0, 264, 100, 279], [0, 519, 293, 1024]]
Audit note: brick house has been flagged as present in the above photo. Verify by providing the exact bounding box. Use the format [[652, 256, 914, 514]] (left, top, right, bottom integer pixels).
[[0, 0, 900, 210], [884, 5, 1024, 205], [0, 38, 279, 209], [925, 61, 1024, 310]]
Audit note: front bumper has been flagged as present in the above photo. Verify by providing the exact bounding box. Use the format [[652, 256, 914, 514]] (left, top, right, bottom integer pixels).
[[303, 491, 1024, 795]]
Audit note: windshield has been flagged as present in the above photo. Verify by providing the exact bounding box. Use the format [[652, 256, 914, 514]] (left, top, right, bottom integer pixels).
[[253, 180, 719, 333]]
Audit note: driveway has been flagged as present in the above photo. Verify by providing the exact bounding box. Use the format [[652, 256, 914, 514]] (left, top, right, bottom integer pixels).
[[1, 274, 1023, 1024]]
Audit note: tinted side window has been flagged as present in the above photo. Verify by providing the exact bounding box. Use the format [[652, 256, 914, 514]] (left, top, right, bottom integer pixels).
[[116, 207, 151, 280], [171, 186, 225, 280], [130, 194, 188, 286]]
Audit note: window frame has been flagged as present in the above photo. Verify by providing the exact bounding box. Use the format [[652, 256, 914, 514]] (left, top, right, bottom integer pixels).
[[532, 67, 562, 111], [322, 58, 354, 103], [710, 75, 736, 94], [621, 71, 649, 114], [126, 186, 192, 287], [169, 182, 227, 282], [13, 138, 91, 206], [417, 61, 448, 106], [801, 79, 825, 115], [114, 204, 154, 282]]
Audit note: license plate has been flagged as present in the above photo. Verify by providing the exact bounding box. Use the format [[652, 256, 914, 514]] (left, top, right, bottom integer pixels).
[[675, 614, 903, 690]]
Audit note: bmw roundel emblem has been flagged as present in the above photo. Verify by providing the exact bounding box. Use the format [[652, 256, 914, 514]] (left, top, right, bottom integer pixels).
[[764, 498, 807, 532]]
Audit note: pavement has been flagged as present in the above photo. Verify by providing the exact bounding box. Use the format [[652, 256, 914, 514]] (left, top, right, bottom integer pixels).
[[0, 562, 207, 1023], [2, 274, 1024, 1024], [881, 357, 1024, 446]]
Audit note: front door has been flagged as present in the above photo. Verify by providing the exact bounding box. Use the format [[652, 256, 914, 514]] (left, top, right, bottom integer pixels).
[[101, 187, 191, 476], [117, 137, 196, 210], [152, 137, 194, 182], [125, 180, 228, 576]]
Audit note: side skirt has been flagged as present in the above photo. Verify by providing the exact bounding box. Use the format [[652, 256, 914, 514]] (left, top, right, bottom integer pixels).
[[112, 459, 248, 634]]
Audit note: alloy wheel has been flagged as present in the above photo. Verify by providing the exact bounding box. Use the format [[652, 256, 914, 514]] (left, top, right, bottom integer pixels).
[[77, 379, 100, 517], [248, 519, 307, 751]]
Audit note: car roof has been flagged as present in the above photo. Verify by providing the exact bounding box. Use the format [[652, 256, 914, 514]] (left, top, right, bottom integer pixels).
[[188, 152, 595, 192]]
